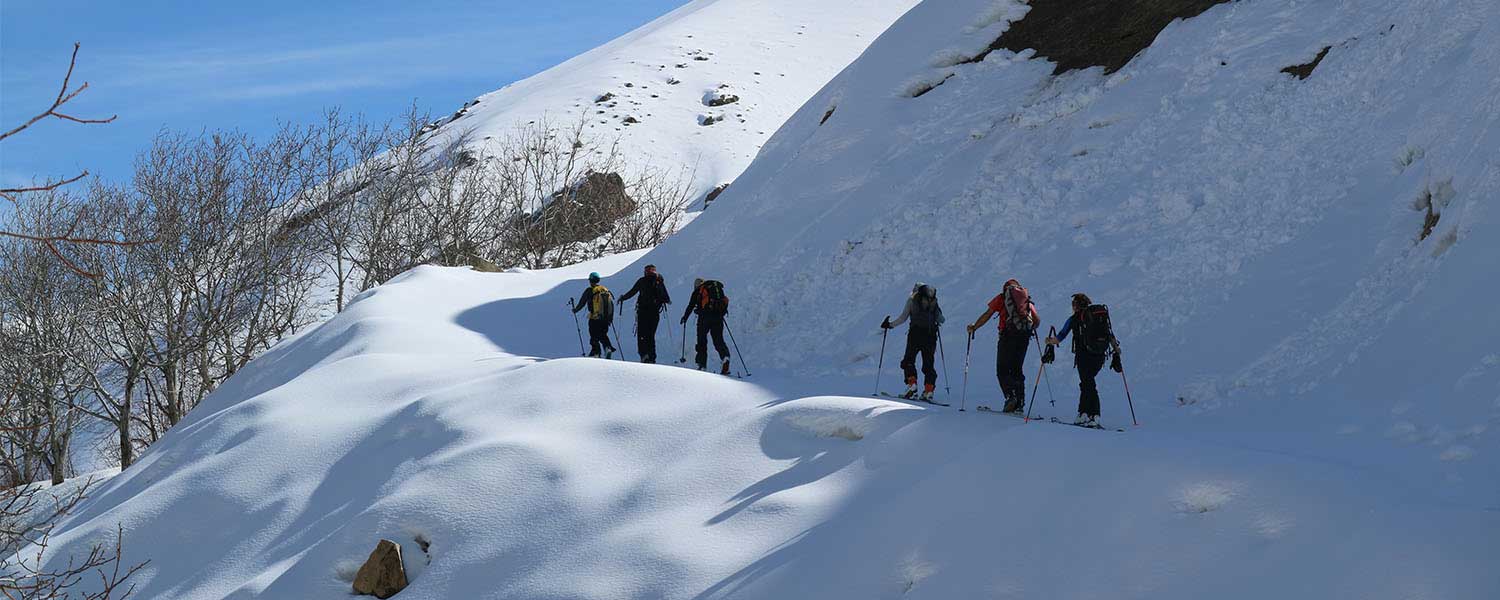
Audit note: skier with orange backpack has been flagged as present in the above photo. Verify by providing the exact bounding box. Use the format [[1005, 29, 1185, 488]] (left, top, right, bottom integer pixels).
[[965, 279, 1039, 414], [680, 278, 732, 374]]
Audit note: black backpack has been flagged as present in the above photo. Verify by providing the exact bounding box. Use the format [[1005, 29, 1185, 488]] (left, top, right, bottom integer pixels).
[[699, 280, 729, 315], [909, 286, 941, 330], [1075, 304, 1115, 355]]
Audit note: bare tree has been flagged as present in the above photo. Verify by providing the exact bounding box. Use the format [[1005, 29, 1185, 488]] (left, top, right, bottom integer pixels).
[[0, 43, 148, 279], [0, 194, 96, 487], [1, 477, 144, 599]]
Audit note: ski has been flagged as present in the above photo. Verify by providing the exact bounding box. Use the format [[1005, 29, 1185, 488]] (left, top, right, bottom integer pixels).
[[974, 405, 1029, 418], [877, 392, 951, 407], [1048, 417, 1125, 432]]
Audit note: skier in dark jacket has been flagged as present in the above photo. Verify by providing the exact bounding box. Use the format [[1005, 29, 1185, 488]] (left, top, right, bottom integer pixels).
[[882, 283, 945, 401], [680, 278, 731, 375], [617, 264, 672, 363], [966, 279, 1039, 413], [572, 272, 616, 358], [1046, 293, 1122, 428]]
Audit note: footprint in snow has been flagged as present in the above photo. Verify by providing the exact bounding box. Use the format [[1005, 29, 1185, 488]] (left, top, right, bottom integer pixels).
[[1174, 481, 1236, 514]]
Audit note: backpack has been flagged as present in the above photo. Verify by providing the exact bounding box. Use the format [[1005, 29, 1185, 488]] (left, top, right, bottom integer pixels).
[[698, 280, 729, 316], [910, 286, 940, 330], [1075, 304, 1115, 355], [590, 285, 614, 320], [1002, 283, 1035, 335]]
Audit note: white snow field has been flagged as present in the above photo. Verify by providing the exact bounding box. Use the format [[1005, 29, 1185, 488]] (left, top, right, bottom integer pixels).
[[16, 0, 1500, 598], [419, 0, 920, 200], [27, 257, 1498, 599]]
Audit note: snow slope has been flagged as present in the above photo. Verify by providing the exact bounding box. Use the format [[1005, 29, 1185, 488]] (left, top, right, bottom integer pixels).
[[421, 0, 919, 200], [20, 260, 1498, 599], [649, 0, 1500, 502]]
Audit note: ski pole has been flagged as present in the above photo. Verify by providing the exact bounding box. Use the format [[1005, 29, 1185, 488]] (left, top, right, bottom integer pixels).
[[725, 319, 751, 376], [1119, 356, 1139, 427], [938, 328, 951, 397], [874, 320, 889, 396], [679, 315, 689, 364], [959, 331, 973, 412], [1038, 328, 1057, 407], [610, 315, 624, 361], [567, 298, 585, 356], [1024, 349, 1046, 423], [624, 298, 638, 361]]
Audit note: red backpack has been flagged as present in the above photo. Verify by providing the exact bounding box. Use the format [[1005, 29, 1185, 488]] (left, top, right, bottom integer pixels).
[[1002, 282, 1035, 334]]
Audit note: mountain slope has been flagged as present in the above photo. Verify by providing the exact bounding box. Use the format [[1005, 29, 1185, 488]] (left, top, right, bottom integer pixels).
[[647, 0, 1500, 501], [421, 0, 919, 200]]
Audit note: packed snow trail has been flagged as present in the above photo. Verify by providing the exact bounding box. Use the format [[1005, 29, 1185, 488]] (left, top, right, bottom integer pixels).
[[19, 259, 1498, 599]]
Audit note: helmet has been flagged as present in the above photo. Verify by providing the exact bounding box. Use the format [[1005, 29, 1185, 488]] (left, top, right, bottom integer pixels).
[[588, 272, 601, 283]]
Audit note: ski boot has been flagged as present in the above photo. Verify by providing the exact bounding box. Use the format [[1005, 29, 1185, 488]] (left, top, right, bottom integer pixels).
[[1073, 413, 1090, 425], [721, 357, 731, 375], [919, 383, 936, 402]]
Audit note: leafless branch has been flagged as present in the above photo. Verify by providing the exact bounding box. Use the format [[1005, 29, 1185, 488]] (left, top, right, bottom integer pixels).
[[0, 43, 116, 143]]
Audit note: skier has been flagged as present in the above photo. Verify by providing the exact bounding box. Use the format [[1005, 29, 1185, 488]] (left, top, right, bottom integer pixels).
[[680, 278, 731, 375], [1045, 293, 1122, 428], [881, 283, 945, 401], [965, 279, 1039, 413], [617, 264, 672, 363], [572, 272, 617, 359]]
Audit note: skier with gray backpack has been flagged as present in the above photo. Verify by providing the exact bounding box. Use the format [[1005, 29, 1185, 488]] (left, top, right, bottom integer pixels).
[[881, 283, 946, 402], [1045, 293, 1124, 428]]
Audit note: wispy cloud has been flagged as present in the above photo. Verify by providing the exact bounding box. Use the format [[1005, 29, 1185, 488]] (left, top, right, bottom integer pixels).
[[207, 75, 392, 101]]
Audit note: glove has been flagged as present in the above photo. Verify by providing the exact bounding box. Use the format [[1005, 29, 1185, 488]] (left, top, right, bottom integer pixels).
[[965, 323, 977, 335], [680, 316, 689, 325], [880, 316, 892, 330], [1110, 353, 1123, 373], [1042, 345, 1055, 365]]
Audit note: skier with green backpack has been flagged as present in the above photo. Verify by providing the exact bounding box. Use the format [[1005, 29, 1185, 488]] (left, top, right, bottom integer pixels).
[[1046, 293, 1123, 428], [572, 272, 617, 359]]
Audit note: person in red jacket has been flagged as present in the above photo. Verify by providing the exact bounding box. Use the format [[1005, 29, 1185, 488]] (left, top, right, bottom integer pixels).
[[966, 279, 1039, 413]]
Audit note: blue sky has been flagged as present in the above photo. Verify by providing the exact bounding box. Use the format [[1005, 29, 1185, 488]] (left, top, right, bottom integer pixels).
[[1, 0, 689, 188]]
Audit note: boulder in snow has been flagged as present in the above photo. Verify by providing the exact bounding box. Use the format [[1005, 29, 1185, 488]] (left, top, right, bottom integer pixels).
[[353, 539, 408, 599]]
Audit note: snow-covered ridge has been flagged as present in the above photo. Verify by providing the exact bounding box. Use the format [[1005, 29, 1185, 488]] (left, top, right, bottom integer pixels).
[[420, 0, 920, 200]]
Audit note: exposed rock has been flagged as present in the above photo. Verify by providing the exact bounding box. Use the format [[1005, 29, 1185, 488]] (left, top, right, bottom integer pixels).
[[623, 116, 640, 124], [352, 540, 408, 599], [970, 0, 1233, 74], [820, 106, 836, 125], [700, 114, 721, 126], [513, 172, 638, 248], [705, 92, 741, 107], [1281, 46, 1331, 80], [705, 183, 730, 206], [594, 92, 614, 103]]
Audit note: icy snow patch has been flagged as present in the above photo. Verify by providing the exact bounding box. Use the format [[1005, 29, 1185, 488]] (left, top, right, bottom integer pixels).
[[1174, 482, 1236, 514]]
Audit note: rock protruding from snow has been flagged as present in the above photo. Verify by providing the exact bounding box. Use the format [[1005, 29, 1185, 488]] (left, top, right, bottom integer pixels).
[[353, 539, 409, 599]]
